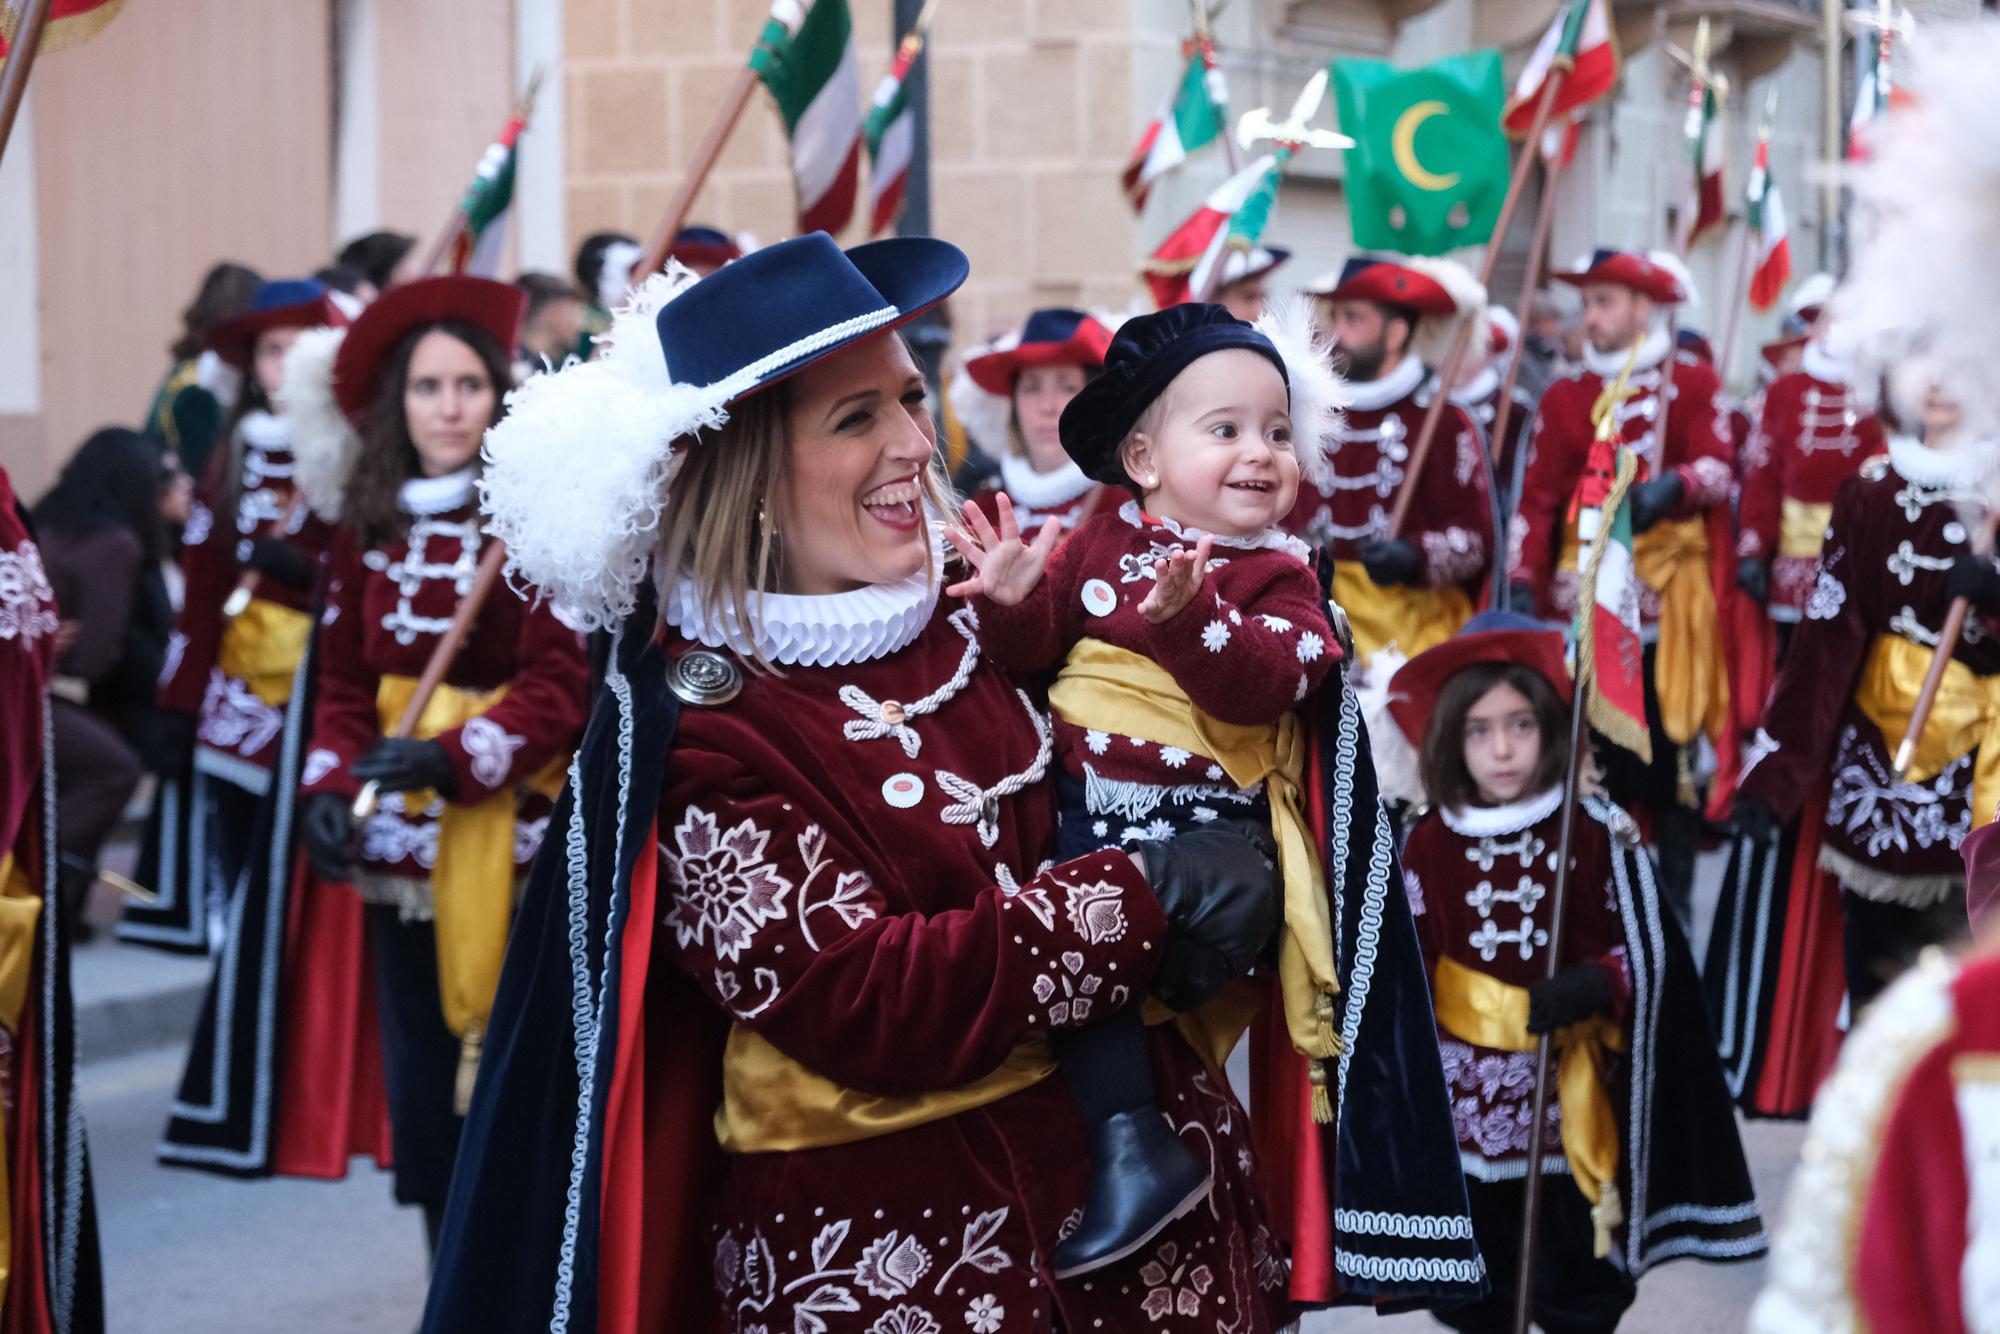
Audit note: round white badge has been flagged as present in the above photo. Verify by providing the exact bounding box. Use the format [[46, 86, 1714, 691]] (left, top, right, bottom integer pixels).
[[882, 773, 926, 809], [1081, 579, 1118, 617]]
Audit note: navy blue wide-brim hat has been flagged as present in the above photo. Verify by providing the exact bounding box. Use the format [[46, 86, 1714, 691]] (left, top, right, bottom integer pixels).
[[656, 231, 967, 403], [1058, 302, 1288, 486], [206, 278, 343, 369]]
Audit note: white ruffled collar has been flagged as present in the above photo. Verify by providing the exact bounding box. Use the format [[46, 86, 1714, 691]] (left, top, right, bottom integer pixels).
[[1343, 352, 1425, 412], [1801, 338, 1846, 386], [238, 409, 289, 451], [1581, 327, 1671, 379], [1887, 434, 2000, 491], [998, 453, 1096, 510], [664, 527, 943, 667], [1441, 785, 1564, 837], [401, 468, 478, 515], [1450, 364, 1499, 408], [1117, 499, 1312, 564]]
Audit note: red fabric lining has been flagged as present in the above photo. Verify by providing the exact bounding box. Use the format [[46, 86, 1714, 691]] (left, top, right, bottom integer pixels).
[[1750, 782, 1845, 1116]]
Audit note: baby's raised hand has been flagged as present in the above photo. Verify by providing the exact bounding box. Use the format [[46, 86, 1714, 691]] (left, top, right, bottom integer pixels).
[[1137, 535, 1214, 623], [945, 493, 1062, 606]]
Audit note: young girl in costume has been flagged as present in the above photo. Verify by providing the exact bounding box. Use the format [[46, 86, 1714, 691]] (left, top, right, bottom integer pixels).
[[950, 301, 1348, 1277], [1388, 612, 1764, 1333]]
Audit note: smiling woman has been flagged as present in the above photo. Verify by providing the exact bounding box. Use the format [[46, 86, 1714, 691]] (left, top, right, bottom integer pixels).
[[432, 233, 1313, 1334]]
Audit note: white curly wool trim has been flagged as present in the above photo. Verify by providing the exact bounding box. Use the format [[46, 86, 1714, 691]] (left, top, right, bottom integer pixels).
[[1404, 256, 1487, 368], [281, 325, 358, 521], [946, 355, 1013, 461], [1254, 294, 1347, 493], [1833, 23, 2000, 436], [1648, 250, 1699, 310]]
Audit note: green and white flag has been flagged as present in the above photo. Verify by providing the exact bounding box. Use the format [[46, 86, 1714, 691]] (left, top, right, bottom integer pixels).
[[449, 109, 526, 277], [1123, 41, 1229, 212], [755, 0, 862, 235]]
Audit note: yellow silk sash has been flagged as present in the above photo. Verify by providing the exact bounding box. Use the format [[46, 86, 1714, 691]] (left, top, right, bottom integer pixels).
[[1853, 634, 2000, 831], [1329, 559, 1471, 666], [215, 597, 313, 706], [1561, 515, 1727, 746], [1432, 954, 1626, 1257], [0, 853, 45, 1310], [1048, 637, 1342, 1120], [372, 675, 564, 1107], [1779, 499, 1835, 561]]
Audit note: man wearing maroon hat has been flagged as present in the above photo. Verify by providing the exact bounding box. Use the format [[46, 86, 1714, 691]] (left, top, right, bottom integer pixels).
[[1288, 255, 1494, 670], [1508, 249, 1735, 915]]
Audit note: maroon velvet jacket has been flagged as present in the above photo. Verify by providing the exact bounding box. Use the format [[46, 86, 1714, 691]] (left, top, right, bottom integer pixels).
[[1509, 336, 1734, 622], [159, 412, 336, 782], [1404, 789, 1630, 1178], [0, 468, 58, 856], [975, 503, 1337, 832], [301, 483, 588, 882], [657, 584, 1294, 1333], [1736, 350, 1886, 621], [1736, 438, 2000, 903], [1278, 355, 1492, 588]]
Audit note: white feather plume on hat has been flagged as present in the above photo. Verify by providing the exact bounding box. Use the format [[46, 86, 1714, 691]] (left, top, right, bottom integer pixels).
[[1646, 250, 1699, 311], [1401, 256, 1487, 367], [282, 325, 359, 522], [1253, 294, 1348, 493], [1831, 21, 2000, 433], [480, 264, 733, 632]]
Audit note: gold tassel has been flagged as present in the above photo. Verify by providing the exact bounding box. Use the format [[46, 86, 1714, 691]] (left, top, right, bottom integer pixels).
[[1314, 989, 1342, 1059], [1308, 1058, 1332, 1125], [454, 1027, 483, 1116], [1590, 1179, 1624, 1259]]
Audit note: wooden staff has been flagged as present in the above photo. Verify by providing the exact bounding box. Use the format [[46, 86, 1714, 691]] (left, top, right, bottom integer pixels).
[[0, 0, 52, 167], [352, 539, 508, 821], [1893, 510, 2000, 780], [1386, 68, 1566, 540], [1717, 93, 1780, 381], [1485, 134, 1571, 465], [637, 1, 799, 278], [410, 67, 548, 282], [222, 493, 310, 619]]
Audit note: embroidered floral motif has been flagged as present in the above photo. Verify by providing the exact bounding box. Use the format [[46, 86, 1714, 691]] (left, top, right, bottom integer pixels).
[[196, 669, 284, 756], [854, 1232, 933, 1299], [460, 715, 526, 789], [795, 825, 879, 949], [1404, 869, 1426, 916], [868, 1308, 940, 1334], [1421, 527, 1486, 585], [1297, 630, 1326, 663], [1063, 880, 1127, 945], [1258, 613, 1293, 632], [1084, 729, 1110, 755], [1158, 745, 1191, 768], [1032, 950, 1103, 1026], [301, 748, 341, 787], [1138, 1240, 1215, 1320], [0, 541, 57, 647], [1805, 562, 1847, 621], [660, 806, 793, 962], [1201, 620, 1231, 653], [963, 1294, 1005, 1333], [1826, 724, 1970, 858]]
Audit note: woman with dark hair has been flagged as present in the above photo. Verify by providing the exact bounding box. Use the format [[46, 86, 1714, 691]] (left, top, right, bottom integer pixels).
[[948, 307, 1127, 533], [32, 429, 183, 933], [144, 261, 262, 483], [163, 280, 584, 1256], [133, 278, 346, 955]]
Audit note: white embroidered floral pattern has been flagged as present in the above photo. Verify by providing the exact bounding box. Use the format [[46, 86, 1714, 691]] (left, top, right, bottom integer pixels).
[[1084, 729, 1110, 755], [1063, 880, 1127, 944], [1138, 1240, 1215, 1320], [196, 669, 284, 756], [460, 715, 526, 789], [963, 1294, 1005, 1333], [301, 748, 341, 787], [1032, 950, 1102, 1026], [1258, 614, 1293, 632], [1805, 559, 1847, 621], [0, 541, 57, 647], [660, 806, 793, 962], [795, 825, 878, 950], [1297, 631, 1326, 663], [1201, 620, 1231, 653]]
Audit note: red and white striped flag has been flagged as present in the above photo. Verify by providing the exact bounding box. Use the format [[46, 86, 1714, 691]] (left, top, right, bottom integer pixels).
[[1745, 137, 1791, 312]]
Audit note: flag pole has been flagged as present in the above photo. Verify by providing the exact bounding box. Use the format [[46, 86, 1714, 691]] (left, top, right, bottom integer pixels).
[[1486, 139, 1569, 465], [1718, 97, 1778, 382], [1187, 0, 1239, 172], [1387, 66, 1566, 540], [0, 0, 55, 169], [410, 66, 547, 282], [637, 2, 795, 279], [1894, 509, 2000, 782]]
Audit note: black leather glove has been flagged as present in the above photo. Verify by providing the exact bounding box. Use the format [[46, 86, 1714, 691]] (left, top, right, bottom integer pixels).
[[1507, 581, 1539, 615], [1732, 794, 1780, 845], [1356, 537, 1422, 588], [1628, 474, 1685, 534], [1526, 961, 1616, 1036], [1737, 556, 1770, 605], [244, 536, 317, 591], [1946, 554, 2000, 614], [352, 737, 458, 797], [1133, 820, 1281, 1012], [301, 791, 357, 883]]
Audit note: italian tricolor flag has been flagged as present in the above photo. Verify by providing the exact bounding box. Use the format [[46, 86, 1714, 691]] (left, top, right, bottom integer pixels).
[[1123, 42, 1229, 212], [1745, 138, 1791, 313], [755, 0, 862, 236], [1140, 153, 1278, 309], [449, 110, 525, 278], [1503, 0, 1618, 136], [1683, 82, 1726, 249], [1846, 28, 1911, 162], [863, 38, 919, 237], [1575, 444, 1651, 763]]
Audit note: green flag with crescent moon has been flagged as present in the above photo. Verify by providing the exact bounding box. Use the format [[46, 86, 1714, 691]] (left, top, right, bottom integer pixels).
[[1331, 51, 1510, 256]]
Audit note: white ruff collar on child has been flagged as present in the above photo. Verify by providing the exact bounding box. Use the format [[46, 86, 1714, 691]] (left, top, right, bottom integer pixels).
[[663, 526, 944, 668], [1441, 785, 1564, 838]]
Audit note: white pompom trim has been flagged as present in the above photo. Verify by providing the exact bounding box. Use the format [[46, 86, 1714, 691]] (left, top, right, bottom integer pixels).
[[281, 326, 359, 521], [1255, 294, 1348, 493]]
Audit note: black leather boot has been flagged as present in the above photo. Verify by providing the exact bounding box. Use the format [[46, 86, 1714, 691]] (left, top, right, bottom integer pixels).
[[1050, 1108, 1211, 1279]]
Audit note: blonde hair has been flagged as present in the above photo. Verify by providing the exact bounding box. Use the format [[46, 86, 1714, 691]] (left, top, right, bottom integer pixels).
[[655, 377, 958, 672]]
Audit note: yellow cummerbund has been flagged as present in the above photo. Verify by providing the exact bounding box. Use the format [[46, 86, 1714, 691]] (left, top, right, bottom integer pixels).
[[1778, 499, 1834, 561], [215, 597, 312, 707], [1853, 633, 2000, 830], [1329, 559, 1469, 666]]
